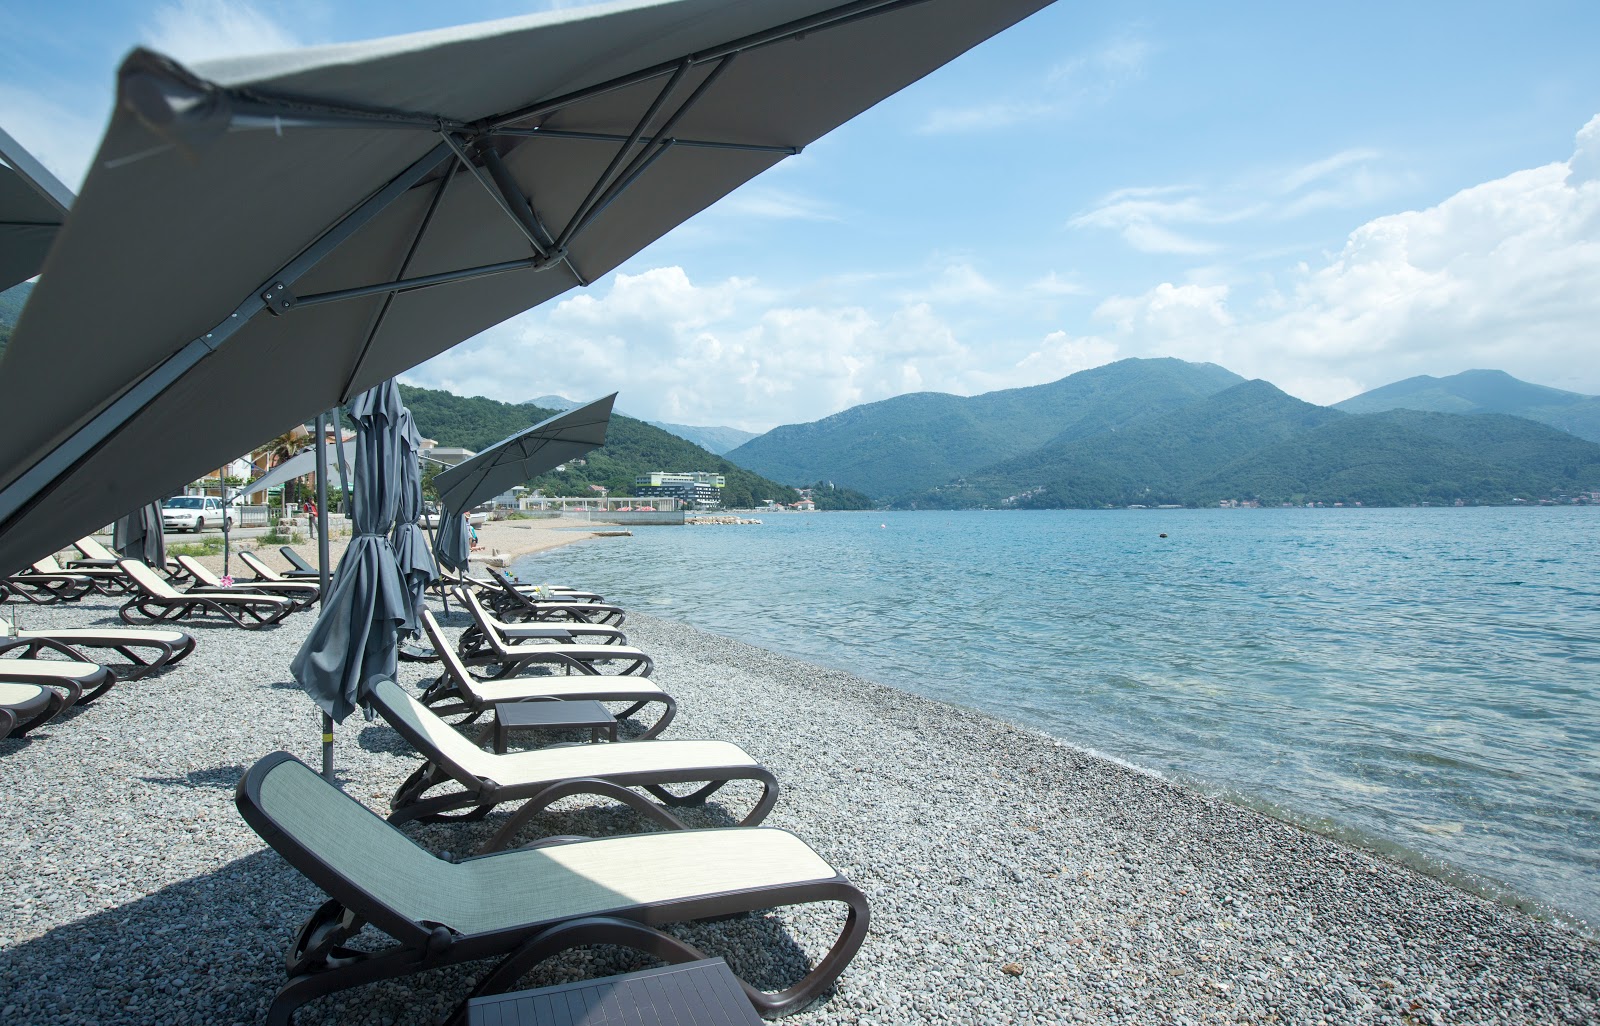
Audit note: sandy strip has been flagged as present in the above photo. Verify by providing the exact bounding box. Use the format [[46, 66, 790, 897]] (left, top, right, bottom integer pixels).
[[0, 585, 1594, 1024]]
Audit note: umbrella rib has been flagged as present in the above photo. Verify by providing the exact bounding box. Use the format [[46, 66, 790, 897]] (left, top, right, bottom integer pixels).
[[439, 132, 553, 262], [340, 161, 460, 403], [551, 59, 692, 254], [560, 55, 735, 250], [489, 127, 798, 156]]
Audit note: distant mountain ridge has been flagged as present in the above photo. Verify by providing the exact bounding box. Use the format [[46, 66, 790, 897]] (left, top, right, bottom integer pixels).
[[521, 394, 757, 454], [898, 379, 1600, 509], [1335, 369, 1600, 443], [726, 358, 1245, 497]]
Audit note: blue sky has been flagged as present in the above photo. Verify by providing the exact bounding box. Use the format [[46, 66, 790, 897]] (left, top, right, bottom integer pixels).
[[4, 0, 1599, 432]]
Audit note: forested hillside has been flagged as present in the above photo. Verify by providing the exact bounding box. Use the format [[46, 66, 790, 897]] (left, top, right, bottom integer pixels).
[[727, 358, 1243, 497], [400, 385, 806, 508], [1335, 369, 1600, 443]]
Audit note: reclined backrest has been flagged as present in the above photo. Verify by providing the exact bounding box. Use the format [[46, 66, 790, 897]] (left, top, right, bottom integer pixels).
[[238, 550, 281, 581], [419, 608, 492, 708], [237, 752, 457, 943], [120, 559, 180, 598], [368, 678, 496, 786], [177, 555, 222, 585], [76, 536, 118, 561]]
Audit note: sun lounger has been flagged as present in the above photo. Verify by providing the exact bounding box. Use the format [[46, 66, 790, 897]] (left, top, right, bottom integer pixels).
[[175, 555, 318, 609], [236, 549, 322, 591], [455, 588, 652, 680], [0, 616, 194, 681], [70, 536, 186, 580], [0, 682, 68, 739], [418, 609, 674, 738], [1, 567, 94, 604], [0, 655, 106, 705], [237, 752, 870, 1024], [460, 585, 628, 647], [32, 555, 130, 595], [484, 566, 626, 625], [277, 546, 324, 580], [372, 679, 776, 848], [118, 559, 293, 629]]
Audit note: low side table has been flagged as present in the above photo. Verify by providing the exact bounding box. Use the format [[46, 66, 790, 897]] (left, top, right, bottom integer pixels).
[[466, 958, 761, 1026], [493, 699, 618, 753]]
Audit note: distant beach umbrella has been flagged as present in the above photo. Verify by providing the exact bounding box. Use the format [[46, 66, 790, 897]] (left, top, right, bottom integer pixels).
[[390, 404, 436, 635], [432, 394, 615, 572], [112, 501, 164, 567], [290, 379, 409, 724], [0, 126, 72, 293], [0, 0, 1058, 576]]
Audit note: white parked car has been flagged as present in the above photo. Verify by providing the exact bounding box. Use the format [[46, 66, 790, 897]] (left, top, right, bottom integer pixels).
[[162, 495, 233, 533]]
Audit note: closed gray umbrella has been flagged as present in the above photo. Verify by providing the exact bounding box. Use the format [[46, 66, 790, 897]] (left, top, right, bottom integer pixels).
[[289, 379, 409, 723], [0, 126, 72, 293], [390, 404, 435, 634], [433, 393, 616, 572], [111, 501, 165, 567], [0, 0, 1057, 575]]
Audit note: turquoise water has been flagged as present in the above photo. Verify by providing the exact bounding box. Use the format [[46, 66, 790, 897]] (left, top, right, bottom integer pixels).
[[515, 507, 1600, 928]]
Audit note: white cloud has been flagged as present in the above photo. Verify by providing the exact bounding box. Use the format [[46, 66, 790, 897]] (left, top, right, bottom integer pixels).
[[0, 85, 103, 190], [919, 34, 1150, 134], [143, 0, 301, 63], [1089, 115, 1600, 403]]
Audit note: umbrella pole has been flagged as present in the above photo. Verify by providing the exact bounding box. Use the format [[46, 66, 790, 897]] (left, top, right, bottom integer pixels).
[[315, 411, 335, 781], [221, 477, 231, 577]]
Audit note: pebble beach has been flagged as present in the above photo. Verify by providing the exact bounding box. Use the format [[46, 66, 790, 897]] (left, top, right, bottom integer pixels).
[[1, 540, 1596, 1024]]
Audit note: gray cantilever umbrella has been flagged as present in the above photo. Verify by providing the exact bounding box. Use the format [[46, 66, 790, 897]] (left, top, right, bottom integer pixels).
[[237, 437, 357, 501], [0, 126, 73, 293], [0, 0, 1057, 575], [433, 393, 616, 571], [289, 379, 409, 723], [111, 501, 164, 568], [389, 404, 435, 634]]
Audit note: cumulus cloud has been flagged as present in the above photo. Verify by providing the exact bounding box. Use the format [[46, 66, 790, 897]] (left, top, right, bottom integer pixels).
[[1090, 115, 1600, 403]]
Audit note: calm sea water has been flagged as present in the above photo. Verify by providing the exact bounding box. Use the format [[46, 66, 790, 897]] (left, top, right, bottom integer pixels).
[[514, 507, 1600, 928]]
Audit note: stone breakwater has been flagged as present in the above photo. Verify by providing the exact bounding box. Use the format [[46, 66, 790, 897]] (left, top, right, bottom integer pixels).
[[690, 515, 763, 525], [0, 595, 1595, 1025]]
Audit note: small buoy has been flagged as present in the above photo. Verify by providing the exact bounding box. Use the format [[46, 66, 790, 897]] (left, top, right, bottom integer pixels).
[[880, 523, 887, 529], [1159, 533, 1168, 538]]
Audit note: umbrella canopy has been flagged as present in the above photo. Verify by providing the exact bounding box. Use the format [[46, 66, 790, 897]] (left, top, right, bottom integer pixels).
[[237, 437, 358, 501], [289, 380, 410, 723], [434, 391, 615, 524], [0, 0, 1056, 575], [0, 127, 73, 293], [389, 404, 435, 633], [111, 501, 165, 567]]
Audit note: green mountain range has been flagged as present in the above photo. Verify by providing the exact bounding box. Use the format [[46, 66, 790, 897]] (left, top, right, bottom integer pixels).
[[1335, 369, 1600, 443], [399, 385, 803, 508], [726, 357, 1244, 497], [723, 359, 1600, 509]]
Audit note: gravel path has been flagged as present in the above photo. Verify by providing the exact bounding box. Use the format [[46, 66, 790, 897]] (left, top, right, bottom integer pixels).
[[1, 593, 1595, 1025]]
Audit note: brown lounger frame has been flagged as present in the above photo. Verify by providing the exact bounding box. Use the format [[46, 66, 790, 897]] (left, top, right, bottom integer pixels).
[[237, 752, 869, 1025], [0, 652, 115, 705], [371, 679, 776, 849], [0, 627, 194, 681], [418, 609, 674, 738], [0, 570, 94, 604], [118, 560, 292, 629]]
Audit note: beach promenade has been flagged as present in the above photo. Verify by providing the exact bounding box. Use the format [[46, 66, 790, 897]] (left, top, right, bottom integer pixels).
[[1, 570, 1594, 1023]]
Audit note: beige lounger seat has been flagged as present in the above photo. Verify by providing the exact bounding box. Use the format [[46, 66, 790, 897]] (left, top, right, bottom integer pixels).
[[118, 559, 293, 629], [372, 678, 776, 849], [237, 752, 869, 1025], [0, 681, 68, 739], [419, 609, 674, 738], [483, 566, 626, 625], [0, 655, 112, 705], [0, 616, 195, 681]]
